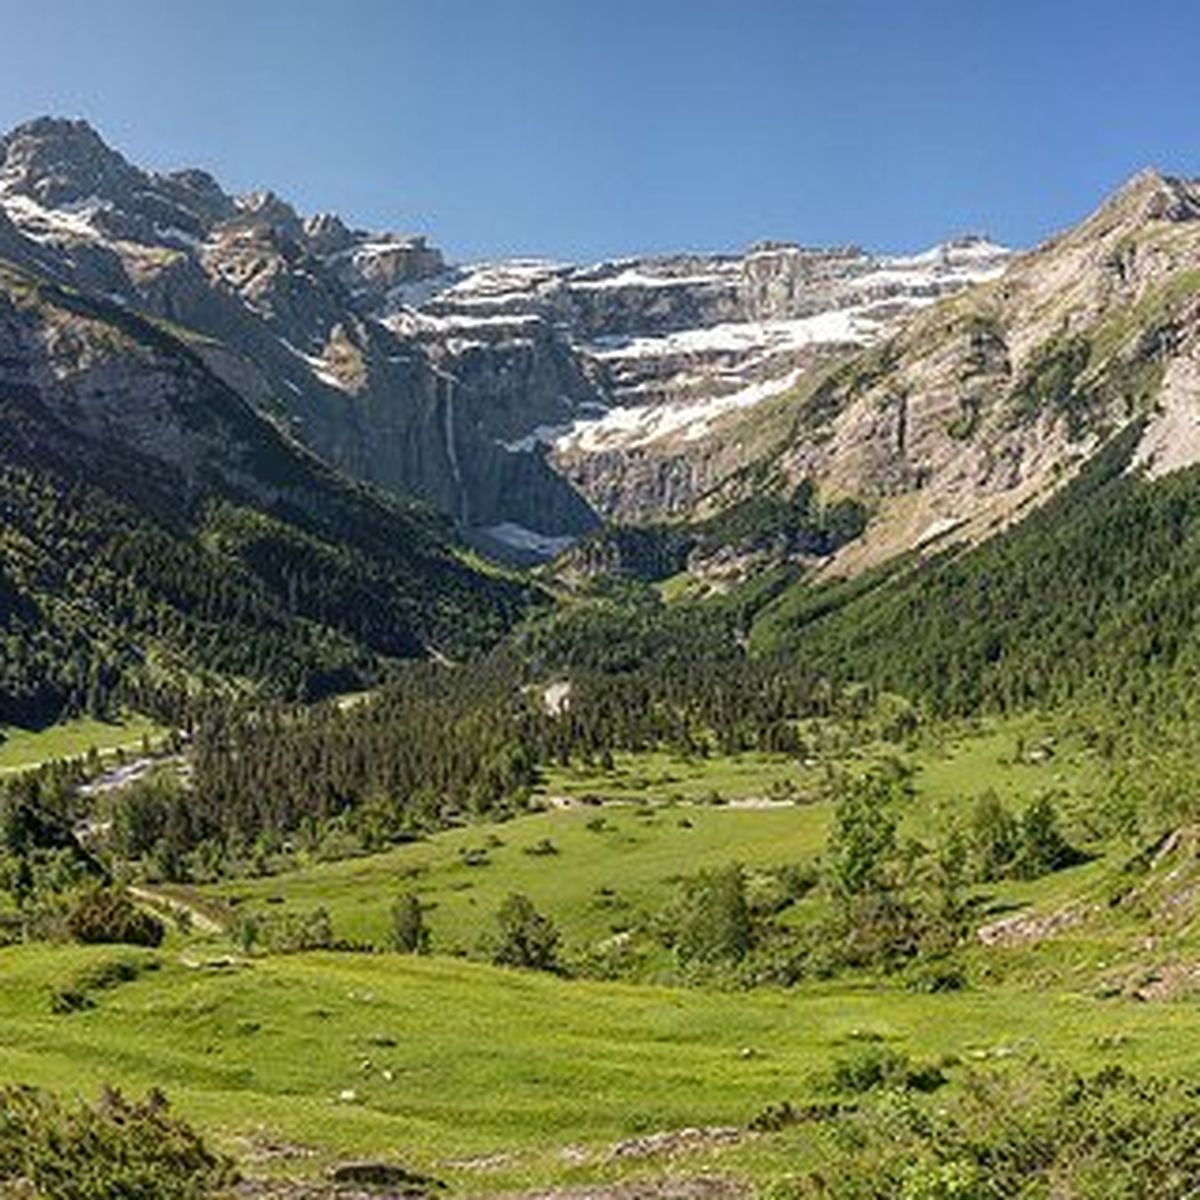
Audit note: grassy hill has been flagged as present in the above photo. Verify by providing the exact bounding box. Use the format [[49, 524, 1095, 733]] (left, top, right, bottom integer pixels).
[[1, 922, 1197, 1193], [0, 713, 163, 774], [1, 712, 1199, 1194]]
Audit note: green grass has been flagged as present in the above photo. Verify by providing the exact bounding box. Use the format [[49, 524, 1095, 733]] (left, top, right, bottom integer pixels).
[[3, 714, 1177, 1192], [197, 802, 833, 955], [0, 713, 165, 774], [1, 942, 1197, 1192], [186, 716, 1103, 962], [906, 714, 1105, 828], [536, 747, 820, 804]]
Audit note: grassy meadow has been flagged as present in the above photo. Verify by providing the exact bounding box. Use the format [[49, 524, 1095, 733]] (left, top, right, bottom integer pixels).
[[1, 711, 1193, 1192], [182, 714, 1107, 960], [0, 941, 1196, 1192], [0, 712, 165, 774]]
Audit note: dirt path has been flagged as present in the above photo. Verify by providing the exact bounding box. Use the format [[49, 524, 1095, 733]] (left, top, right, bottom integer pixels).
[[490, 1178, 746, 1200], [236, 1176, 746, 1200], [128, 884, 225, 936]]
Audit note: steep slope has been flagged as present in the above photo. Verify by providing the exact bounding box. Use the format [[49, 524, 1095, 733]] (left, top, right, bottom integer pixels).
[[0, 255, 533, 724], [750, 423, 1200, 712], [404, 239, 1007, 528], [621, 169, 1200, 587], [0, 118, 1010, 562], [0, 117, 598, 556]]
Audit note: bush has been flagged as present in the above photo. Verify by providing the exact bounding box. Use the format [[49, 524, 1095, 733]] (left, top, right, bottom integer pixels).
[[66, 886, 164, 948], [826, 1045, 946, 1095], [774, 1061, 1200, 1199], [389, 892, 430, 954], [0, 1084, 233, 1199], [903, 958, 966, 994], [1017, 794, 1083, 878], [968, 793, 1083, 882], [490, 893, 560, 972], [968, 791, 1020, 881], [231, 906, 334, 954], [669, 865, 753, 967]]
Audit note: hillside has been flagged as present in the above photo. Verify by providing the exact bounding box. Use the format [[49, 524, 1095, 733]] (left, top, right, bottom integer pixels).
[[0, 118, 1012, 563], [679, 169, 1200, 582], [0, 255, 532, 724], [750, 423, 1200, 719], [7, 118, 1200, 1200]]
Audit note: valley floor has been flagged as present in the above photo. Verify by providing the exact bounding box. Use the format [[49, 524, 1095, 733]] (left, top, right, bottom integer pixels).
[[2, 714, 1197, 1195]]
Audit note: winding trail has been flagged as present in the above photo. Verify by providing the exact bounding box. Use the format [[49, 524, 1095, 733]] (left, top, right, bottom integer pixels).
[[128, 885, 225, 936]]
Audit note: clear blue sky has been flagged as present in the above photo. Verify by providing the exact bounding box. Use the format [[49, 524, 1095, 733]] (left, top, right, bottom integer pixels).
[[1, 0, 1198, 262]]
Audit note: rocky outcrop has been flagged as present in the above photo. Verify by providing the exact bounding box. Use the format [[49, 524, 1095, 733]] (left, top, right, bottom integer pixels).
[[691, 170, 1200, 577], [16, 117, 1191, 583], [0, 117, 595, 550]]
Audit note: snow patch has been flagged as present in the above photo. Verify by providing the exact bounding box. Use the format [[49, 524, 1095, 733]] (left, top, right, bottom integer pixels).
[[391, 309, 544, 337], [587, 308, 871, 362], [570, 266, 734, 291], [556, 369, 803, 452], [278, 338, 350, 392], [153, 225, 204, 251], [480, 523, 576, 557], [500, 422, 577, 453], [0, 192, 109, 243]]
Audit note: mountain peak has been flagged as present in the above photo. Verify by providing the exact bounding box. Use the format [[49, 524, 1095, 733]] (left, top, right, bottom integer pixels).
[[0, 114, 140, 208], [5, 114, 107, 146], [1087, 167, 1200, 233]]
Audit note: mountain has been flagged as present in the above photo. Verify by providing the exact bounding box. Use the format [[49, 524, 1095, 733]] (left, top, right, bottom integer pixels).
[[0, 244, 532, 725], [565, 168, 1200, 589], [0, 117, 1007, 563], [0, 118, 596, 562], [2, 117, 1197, 606], [709, 167, 1200, 576]]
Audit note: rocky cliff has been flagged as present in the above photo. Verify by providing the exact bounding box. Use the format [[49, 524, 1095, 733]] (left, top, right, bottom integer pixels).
[[0, 118, 1009, 562], [685, 169, 1200, 580], [8, 119, 1192, 591], [0, 118, 595, 559]]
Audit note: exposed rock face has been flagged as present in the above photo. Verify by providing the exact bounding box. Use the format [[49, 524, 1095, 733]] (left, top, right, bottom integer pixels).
[[389, 239, 1008, 529], [0, 117, 597, 554], [6, 118, 1195, 582], [694, 170, 1200, 577], [0, 117, 1014, 560]]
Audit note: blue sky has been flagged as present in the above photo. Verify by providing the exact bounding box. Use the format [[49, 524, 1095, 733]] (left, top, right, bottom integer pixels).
[[1, 0, 1198, 261]]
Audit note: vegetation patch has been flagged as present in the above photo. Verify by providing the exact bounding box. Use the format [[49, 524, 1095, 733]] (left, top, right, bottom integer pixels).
[[0, 1084, 232, 1200]]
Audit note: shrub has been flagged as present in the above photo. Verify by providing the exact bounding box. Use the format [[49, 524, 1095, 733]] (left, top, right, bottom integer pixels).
[[231, 906, 334, 954], [826, 1045, 946, 1095], [773, 1061, 1200, 1199], [389, 892, 430, 954], [903, 959, 966, 994], [826, 778, 899, 902], [0, 1084, 233, 1199], [670, 865, 753, 967], [1017, 794, 1083, 877], [967, 790, 1020, 881], [490, 892, 560, 972], [66, 886, 164, 948]]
